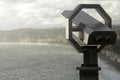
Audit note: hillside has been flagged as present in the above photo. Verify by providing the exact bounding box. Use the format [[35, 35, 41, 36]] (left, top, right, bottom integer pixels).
[[0, 28, 66, 44]]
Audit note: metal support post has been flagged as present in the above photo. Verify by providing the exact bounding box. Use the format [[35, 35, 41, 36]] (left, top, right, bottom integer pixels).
[[76, 46, 101, 80]]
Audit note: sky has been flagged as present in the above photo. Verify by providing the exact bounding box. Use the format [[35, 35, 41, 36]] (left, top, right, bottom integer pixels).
[[0, 0, 120, 30]]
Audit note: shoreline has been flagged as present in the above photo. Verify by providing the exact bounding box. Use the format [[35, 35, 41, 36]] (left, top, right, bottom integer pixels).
[[0, 42, 70, 47]]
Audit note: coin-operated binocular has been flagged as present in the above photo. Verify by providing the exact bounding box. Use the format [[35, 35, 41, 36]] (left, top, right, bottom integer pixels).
[[62, 4, 117, 80]]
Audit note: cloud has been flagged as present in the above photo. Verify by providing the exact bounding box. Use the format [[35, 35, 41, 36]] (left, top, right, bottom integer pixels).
[[0, 0, 119, 30], [1, 0, 37, 3], [78, 0, 120, 24]]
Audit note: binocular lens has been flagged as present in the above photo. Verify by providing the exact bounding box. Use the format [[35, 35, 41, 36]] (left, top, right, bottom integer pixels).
[[106, 36, 111, 42], [95, 36, 104, 43], [94, 36, 111, 44]]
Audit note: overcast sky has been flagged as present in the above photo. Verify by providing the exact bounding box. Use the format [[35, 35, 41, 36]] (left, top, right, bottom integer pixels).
[[0, 0, 119, 30]]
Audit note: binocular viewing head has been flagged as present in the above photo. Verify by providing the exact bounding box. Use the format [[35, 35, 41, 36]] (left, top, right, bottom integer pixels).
[[62, 4, 117, 47]]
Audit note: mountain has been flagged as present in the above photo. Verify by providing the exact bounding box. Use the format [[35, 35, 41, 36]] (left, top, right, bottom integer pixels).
[[0, 28, 66, 43]]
